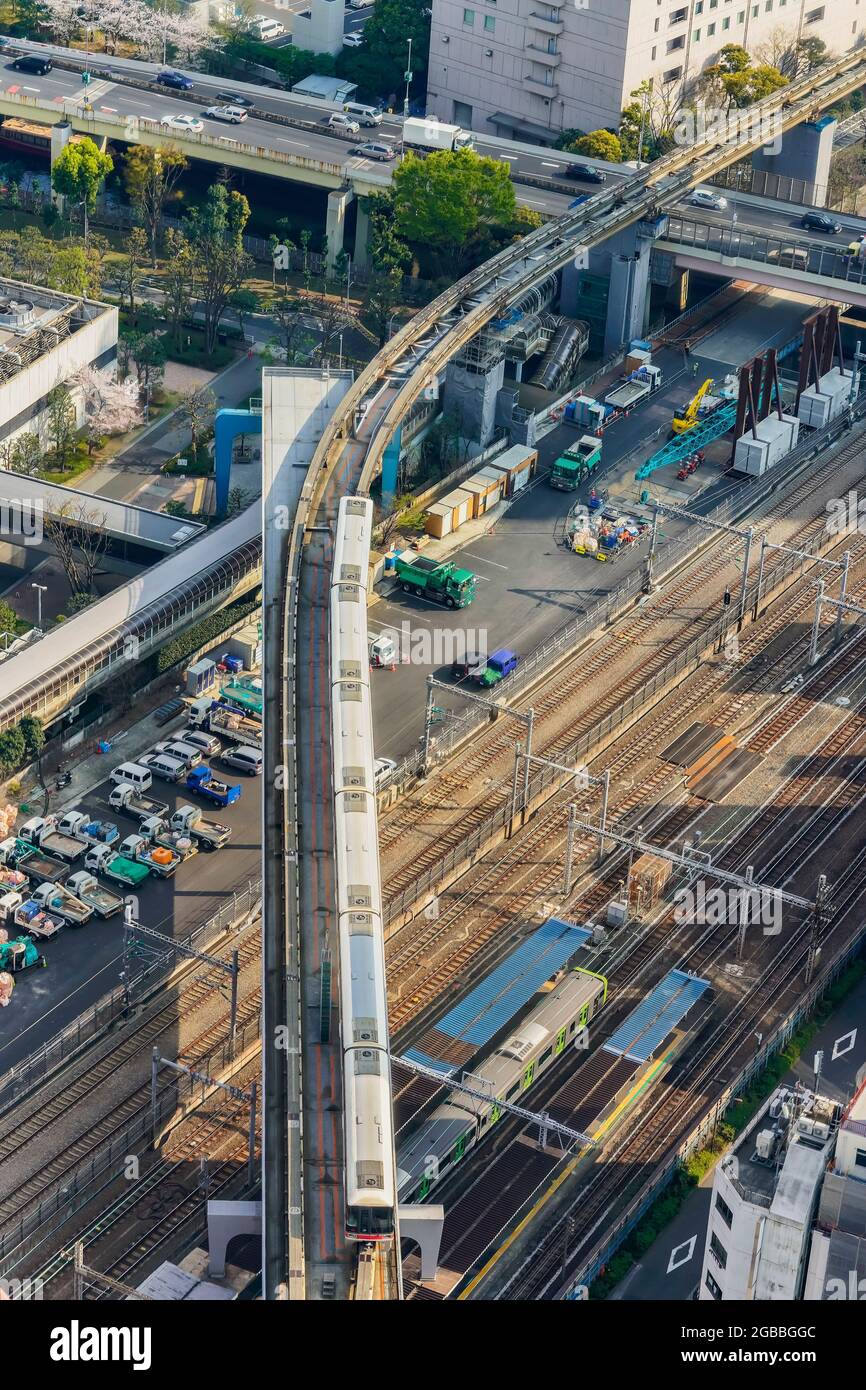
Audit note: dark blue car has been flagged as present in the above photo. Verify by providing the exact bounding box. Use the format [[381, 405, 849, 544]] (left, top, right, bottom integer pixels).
[[156, 70, 193, 90]]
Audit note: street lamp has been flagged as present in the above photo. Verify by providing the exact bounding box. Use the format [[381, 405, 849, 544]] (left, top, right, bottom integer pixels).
[[345, 254, 352, 314], [400, 37, 413, 158], [31, 582, 47, 629]]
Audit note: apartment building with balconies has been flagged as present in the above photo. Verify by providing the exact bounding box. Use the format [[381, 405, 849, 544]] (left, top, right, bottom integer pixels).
[[426, 0, 862, 146]]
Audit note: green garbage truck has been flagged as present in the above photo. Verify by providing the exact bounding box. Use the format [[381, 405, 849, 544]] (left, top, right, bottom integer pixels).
[[550, 436, 602, 491], [393, 552, 476, 608]]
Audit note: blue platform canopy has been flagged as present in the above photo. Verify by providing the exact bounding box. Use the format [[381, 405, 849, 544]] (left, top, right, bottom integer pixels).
[[603, 968, 711, 1064], [404, 917, 591, 1071]]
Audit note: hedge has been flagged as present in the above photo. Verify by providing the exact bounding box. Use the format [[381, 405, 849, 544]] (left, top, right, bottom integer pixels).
[[155, 593, 260, 675]]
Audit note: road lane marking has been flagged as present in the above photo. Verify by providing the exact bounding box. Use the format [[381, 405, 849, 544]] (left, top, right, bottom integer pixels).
[[462, 552, 508, 569]]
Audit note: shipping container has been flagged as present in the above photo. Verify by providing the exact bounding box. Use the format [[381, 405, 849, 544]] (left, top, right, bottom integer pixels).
[[424, 501, 454, 539]]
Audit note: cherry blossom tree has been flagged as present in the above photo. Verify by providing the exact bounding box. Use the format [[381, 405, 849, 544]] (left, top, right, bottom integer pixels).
[[72, 365, 143, 439]]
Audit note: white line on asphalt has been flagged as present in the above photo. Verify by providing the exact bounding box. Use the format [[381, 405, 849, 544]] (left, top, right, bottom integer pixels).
[[541, 161, 561, 168], [462, 552, 508, 569], [21, 85, 40, 92]]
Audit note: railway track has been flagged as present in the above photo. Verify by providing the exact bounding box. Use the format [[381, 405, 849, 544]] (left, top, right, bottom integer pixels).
[[386, 536, 866, 1037], [0, 932, 262, 1234], [404, 650, 866, 1299], [378, 437, 866, 909]]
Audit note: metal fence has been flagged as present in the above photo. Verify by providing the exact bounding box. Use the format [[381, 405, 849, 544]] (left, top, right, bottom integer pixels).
[[0, 880, 261, 1118], [662, 214, 866, 290], [0, 1011, 261, 1277]]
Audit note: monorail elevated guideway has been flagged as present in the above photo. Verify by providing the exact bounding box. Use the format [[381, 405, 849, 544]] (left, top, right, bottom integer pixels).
[[302, 47, 866, 504]]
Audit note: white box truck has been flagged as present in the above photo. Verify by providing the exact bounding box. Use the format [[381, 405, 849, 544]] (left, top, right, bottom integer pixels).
[[403, 117, 474, 153]]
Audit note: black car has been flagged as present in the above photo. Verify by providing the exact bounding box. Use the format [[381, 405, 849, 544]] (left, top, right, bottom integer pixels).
[[156, 70, 193, 91], [560, 162, 605, 183], [216, 90, 255, 109], [801, 210, 841, 234], [11, 54, 52, 75]]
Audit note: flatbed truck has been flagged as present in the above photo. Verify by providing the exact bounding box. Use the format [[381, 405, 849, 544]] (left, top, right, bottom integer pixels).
[[66, 872, 125, 920]]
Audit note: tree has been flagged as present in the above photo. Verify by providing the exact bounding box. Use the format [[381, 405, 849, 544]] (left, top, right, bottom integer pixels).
[[43, 502, 108, 595], [123, 144, 188, 266], [180, 386, 217, 459], [620, 79, 683, 161], [362, 268, 402, 347], [365, 191, 412, 275], [45, 383, 77, 471], [0, 431, 42, 476], [0, 727, 26, 775], [116, 227, 149, 316], [18, 716, 44, 763], [49, 245, 91, 296], [719, 63, 789, 108], [266, 285, 315, 365], [225, 486, 253, 517], [230, 287, 259, 340], [126, 331, 167, 398], [0, 598, 18, 640], [392, 148, 518, 273], [73, 365, 143, 441], [336, 0, 431, 102], [571, 130, 622, 162], [50, 137, 113, 244], [184, 184, 253, 353], [162, 227, 195, 350]]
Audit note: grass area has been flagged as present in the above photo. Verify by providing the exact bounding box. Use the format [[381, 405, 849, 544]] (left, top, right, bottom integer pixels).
[[587, 954, 866, 1300], [39, 440, 97, 485], [166, 327, 236, 371]]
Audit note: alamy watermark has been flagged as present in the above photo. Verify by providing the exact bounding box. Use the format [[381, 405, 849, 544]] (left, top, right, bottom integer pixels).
[[372, 621, 488, 668], [0, 498, 43, 546], [674, 103, 783, 155], [827, 490, 866, 536], [673, 880, 782, 935]]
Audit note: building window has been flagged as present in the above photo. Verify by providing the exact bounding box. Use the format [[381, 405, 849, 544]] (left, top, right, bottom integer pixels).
[[707, 21, 715, 33], [715, 1193, 734, 1228], [805, 5, 825, 19], [695, 0, 703, 10], [765, 0, 772, 9], [694, 26, 701, 38], [664, 65, 683, 81], [855, 1147, 866, 1169], [722, 15, 730, 26], [738, 9, 745, 19], [670, 6, 688, 21], [652, 44, 657, 57], [463, 7, 474, 23], [710, 1231, 728, 1269], [484, 13, 495, 29], [705, 1270, 722, 1299], [667, 34, 685, 50]]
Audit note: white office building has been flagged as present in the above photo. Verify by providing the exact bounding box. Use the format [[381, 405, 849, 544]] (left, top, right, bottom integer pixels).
[[698, 1083, 839, 1300], [427, 0, 863, 145], [0, 279, 117, 450]]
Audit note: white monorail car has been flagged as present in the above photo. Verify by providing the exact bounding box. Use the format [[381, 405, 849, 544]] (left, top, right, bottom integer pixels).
[[331, 495, 395, 1241]]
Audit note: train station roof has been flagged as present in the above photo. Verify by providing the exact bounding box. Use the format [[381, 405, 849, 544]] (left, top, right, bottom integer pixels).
[[603, 968, 711, 1064], [404, 917, 591, 1074]]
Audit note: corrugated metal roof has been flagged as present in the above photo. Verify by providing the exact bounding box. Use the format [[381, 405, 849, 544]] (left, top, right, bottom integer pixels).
[[403, 917, 591, 1069], [603, 968, 711, 1063]]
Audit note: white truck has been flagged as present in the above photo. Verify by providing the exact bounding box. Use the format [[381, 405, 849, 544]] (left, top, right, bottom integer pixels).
[[138, 816, 198, 863], [56, 810, 120, 848], [187, 698, 263, 750], [119, 834, 181, 879], [84, 843, 151, 889], [108, 783, 169, 821], [0, 890, 63, 939], [170, 805, 232, 853], [65, 871, 125, 920], [605, 364, 663, 412], [402, 116, 474, 154], [30, 881, 94, 927], [19, 816, 88, 864]]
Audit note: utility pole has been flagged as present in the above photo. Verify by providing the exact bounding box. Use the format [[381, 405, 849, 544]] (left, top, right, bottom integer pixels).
[[563, 803, 577, 896], [805, 874, 831, 985], [735, 864, 755, 959]]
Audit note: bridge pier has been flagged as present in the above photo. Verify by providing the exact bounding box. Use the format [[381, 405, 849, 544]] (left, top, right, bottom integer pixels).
[[50, 121, 73, 210], [563, 219, 661, 355], [751, 116, 836, 207], [353, 198, 370, 273], [326, 187, 353, 274]]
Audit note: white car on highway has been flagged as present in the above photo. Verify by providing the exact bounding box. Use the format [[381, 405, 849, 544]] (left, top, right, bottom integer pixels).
[[689, 188, 728, 211], [161, 113, 204, 134], [328, 111, 360, 134], [343, 31, 363, 45], [205, 104, 249, 124]]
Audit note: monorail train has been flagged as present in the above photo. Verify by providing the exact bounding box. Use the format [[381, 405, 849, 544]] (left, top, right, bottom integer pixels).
[[331, 496, 396, 1241], [396, 967, 608, 1206]]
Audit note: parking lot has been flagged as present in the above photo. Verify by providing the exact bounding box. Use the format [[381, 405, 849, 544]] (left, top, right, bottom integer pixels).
[[0, 748, 262, 1075]]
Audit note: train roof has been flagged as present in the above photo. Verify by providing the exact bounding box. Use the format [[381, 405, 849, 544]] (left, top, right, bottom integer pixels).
[[404, 916, 592, 1072], [602, 967, 711, 1064]]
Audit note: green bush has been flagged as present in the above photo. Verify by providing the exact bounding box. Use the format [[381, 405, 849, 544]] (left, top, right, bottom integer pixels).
[[155, 594, 260, 675]]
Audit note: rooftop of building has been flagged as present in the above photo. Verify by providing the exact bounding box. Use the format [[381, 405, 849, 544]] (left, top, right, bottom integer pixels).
[[0, 278, 114, 389], [0, 470, 205, 553], [842, 1075, 866, 1138], [722, 1084, 839, 1210]]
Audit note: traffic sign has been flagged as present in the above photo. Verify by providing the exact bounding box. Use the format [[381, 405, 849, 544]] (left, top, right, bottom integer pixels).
[[82, 71, 91, 86], [404, 70, 413, 82]]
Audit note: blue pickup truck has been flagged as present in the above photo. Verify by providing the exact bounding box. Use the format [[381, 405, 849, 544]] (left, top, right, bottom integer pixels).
[[185, 766, 242, 808]]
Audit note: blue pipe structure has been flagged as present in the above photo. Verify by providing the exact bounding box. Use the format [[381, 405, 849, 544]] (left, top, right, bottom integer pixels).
[[215, 408, 263, 514]]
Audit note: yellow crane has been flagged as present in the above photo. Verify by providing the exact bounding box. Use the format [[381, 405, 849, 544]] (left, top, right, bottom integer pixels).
[[672, 378, 714, 435]]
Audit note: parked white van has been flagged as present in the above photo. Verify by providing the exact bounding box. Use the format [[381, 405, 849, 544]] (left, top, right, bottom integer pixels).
[[109, 762, 153, 792], [247, 17, 284, 39], [220, 745, 263, 776]]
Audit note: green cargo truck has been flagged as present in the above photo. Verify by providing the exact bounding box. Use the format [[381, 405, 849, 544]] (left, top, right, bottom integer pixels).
[[394, 552, 476, 608], [550, 436, 602, 491]]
